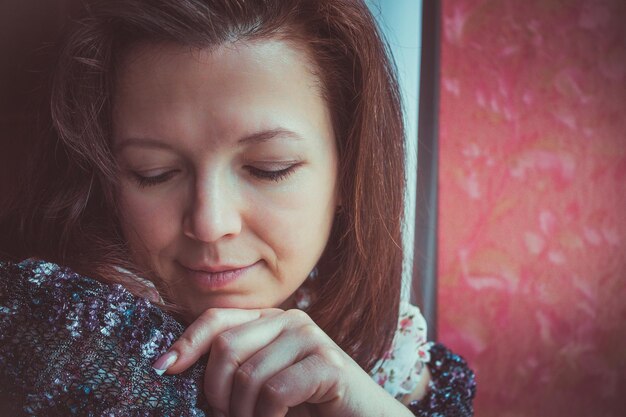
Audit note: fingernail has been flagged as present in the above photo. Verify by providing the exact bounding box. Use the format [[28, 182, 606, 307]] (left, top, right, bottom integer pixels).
[[152, 351, 178, 376]]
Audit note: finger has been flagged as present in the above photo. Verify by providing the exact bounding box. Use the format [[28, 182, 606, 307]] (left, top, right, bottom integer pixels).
[[254, 348, 348, 417], [285, 404, 317, 417], [212, 408, 227, 417], [203, 309, 288, 412], [154, 308, 272, 374], [229, 322, 321, 417]]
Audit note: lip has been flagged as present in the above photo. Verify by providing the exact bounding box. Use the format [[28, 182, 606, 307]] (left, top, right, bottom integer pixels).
[[178, 261, 258, 290], [186, 263, 252, 273]]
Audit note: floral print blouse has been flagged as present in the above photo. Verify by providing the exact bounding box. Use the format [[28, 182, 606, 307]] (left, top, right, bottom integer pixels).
[[369, 302, 434, 399], [0, 259, 475, 416]]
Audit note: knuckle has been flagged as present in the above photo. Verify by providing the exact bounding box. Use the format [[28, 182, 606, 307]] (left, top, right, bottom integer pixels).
[[234, 362, 257, 388], [212, 332, 232, 353], [202, 308, 223, 322], [297, 322, 322, 340], [259, 379, 288, 406], [316, 345, 346, 370], [177, 309, 223, 353], [285, 308, 310, 323], [212, 333, 240, 364], [176, 332, 199, 353]]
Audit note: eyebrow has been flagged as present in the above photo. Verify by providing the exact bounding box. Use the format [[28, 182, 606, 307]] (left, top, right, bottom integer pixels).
[[237, 128, 304, 145], [114, 128, 304, 152], [114, 138, 174, 153]]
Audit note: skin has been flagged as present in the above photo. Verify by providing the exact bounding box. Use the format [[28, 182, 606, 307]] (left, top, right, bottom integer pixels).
[[113, 40, 339, 319], [113, 39, 422, 417]]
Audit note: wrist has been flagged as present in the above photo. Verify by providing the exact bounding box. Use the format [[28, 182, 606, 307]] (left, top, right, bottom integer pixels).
[[358, 388, 416, 417], [341, 369, 416, 417]]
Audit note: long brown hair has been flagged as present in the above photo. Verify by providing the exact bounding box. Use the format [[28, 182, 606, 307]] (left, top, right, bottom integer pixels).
[[18, 0, 406, 372]]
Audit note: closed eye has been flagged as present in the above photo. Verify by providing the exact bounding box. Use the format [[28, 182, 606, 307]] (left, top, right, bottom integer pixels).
[[245, 164, 299, 182], [132, 170, 178, 188]]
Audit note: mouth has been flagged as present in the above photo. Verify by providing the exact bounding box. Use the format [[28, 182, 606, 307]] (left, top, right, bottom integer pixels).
[[178, 261, 259, 290]]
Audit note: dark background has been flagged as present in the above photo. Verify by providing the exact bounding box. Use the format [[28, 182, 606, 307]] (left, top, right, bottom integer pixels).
[[0, 0, 76, 259]]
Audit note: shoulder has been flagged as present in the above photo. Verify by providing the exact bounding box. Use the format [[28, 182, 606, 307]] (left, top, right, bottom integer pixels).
[[0, 259, 208, 416], [0, 259, 180, 348]]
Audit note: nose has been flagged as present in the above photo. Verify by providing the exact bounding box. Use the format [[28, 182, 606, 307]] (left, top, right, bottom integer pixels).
[[182, 175, 242, 243]]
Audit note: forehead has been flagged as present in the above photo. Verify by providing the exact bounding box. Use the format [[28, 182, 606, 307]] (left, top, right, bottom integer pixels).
[[113, 38, 324, 108], [112, 39, 329, 147]]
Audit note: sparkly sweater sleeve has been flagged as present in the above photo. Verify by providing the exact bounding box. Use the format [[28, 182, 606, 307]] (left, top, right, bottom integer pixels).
[[407, 343, 477, 417], [0, 260, 209, 416]]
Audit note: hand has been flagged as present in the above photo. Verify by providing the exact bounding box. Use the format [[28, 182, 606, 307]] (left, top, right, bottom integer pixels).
[[153, 308, 414, 417]]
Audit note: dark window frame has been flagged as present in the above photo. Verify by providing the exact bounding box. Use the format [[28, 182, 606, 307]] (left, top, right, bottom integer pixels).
[[410, 0, 441, 341]]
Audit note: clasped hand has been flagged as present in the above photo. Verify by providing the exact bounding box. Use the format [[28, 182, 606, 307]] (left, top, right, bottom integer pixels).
[[155, 308, 413, 417]]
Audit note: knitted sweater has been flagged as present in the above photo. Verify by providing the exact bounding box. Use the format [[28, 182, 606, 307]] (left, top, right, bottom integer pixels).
[[0, 259, 475, 416]]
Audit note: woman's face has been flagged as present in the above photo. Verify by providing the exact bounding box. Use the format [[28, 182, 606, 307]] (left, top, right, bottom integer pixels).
[[112, 40, 339, 320]]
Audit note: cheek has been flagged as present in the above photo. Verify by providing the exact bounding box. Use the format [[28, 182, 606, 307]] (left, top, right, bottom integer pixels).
[[252, 173, 336, 268], [116, 187, 182, 253]]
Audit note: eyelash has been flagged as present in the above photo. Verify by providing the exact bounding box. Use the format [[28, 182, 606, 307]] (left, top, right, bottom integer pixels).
[[133, 171, 178, 188], [245, 165, 297, 182], [132, 165, 297, 188]]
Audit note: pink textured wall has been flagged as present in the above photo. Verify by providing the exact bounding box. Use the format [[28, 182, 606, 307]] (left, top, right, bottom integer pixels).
[[437, 0, 626, 416]]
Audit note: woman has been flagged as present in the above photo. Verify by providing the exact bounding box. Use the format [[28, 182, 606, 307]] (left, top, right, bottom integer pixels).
[[0, 0, 475, 416]]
